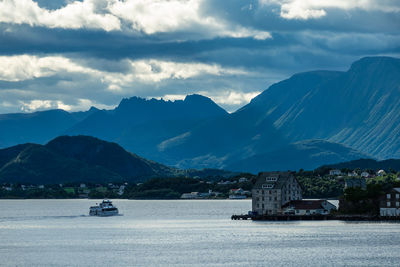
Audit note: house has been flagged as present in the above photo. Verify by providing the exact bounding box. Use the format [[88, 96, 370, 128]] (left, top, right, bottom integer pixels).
[[377, 170, 386, 177], [282, 200, 337, 215], [380, 188, 400, 216], [80, 183, 86, 188], [360, 171, 371, 178], [230, 188, 245, 195], [329, 169, 342, 176], [345, 178, 366, 189], [229, 188, 247, 199], [347, 171, 358, 177], [252, 172, 302, 215]]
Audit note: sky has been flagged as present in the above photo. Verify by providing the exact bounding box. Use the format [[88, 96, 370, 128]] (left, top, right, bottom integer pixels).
[[0, 0, 399, 113]]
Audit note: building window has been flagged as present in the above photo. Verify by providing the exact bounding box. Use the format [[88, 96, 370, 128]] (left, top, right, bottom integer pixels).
[[256, 197, 259, 201], [262, 197, 264, 201], [269, 197, 272, 201], [387, 194, 391, 199], [262, 204, 264, 208], [387, 202, 391, 207], [262, 184, 274, 189], [266, 177, 277, 182], [257, 204, 259, 208], [396, 202, 399, 207], [396, 194, 399, 199]]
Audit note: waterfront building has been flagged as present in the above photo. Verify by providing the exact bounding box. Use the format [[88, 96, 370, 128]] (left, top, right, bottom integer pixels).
[[252, 172, 302, 215], [282, 200, 337, 215], [380, 188, 400, 216]]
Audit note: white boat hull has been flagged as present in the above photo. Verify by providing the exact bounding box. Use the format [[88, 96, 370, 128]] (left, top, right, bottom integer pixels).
[[89, 199, 119, 216]]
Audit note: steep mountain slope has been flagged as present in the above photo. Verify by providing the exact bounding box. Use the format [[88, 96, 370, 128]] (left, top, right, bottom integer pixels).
[[226, 140, 369, 173], [0, 136, 182, 184], [158, 103, 288, 168], [244, 56, 400, 158], [0, 107, 98, 149]]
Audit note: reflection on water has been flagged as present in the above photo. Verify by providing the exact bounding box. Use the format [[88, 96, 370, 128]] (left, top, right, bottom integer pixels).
[[0, 199, 399, 266]]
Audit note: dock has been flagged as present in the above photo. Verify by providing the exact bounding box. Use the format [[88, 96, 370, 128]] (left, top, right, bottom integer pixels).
[[231, 214, 400, 221], [231, 214, 252, 220]]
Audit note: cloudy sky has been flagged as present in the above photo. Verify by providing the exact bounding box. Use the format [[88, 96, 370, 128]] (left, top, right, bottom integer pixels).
[[0, 0, 399, 113]]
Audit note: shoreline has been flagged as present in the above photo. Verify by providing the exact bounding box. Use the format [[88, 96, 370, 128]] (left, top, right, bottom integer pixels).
[[231, 214, 400, 221]]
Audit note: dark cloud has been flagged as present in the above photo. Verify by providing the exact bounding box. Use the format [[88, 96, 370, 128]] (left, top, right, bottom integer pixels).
[[0, 0, 399, 113]]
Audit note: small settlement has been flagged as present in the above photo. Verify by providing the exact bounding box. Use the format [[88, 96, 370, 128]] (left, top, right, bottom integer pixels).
[[231, 169, 400, 221]]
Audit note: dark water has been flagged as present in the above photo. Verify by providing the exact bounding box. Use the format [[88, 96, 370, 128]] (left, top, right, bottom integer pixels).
[[0, 199, 399, 266]]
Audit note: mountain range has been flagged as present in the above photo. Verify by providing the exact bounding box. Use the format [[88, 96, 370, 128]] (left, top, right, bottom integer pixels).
[[0, 56, 399, 173]]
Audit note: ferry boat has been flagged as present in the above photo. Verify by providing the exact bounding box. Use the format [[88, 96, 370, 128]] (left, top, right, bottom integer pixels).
[[89, 199, 119, 216]]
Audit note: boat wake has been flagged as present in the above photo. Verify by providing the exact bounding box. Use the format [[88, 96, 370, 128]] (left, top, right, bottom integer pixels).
[[0, 215, 87, 222]]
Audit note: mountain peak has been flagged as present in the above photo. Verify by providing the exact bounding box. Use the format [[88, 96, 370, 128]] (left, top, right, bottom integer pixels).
[[184, 94, 211, 102], [349, 56, 400, 73]]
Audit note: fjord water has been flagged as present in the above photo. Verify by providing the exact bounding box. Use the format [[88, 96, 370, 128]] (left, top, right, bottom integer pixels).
[[1, 200, 399, 266]]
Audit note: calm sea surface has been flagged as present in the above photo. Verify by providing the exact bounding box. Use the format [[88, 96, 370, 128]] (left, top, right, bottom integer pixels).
[[0, 199, 399, 266]]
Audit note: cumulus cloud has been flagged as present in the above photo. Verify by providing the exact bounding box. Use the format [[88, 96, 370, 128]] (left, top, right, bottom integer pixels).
[[0, 55, 94, 82], [0, 0, 121, 31], [259, 0, 400, 19], [206, 90, 261, 106], [0, 55, 246, 86], [109, 0, 271, 39], [0, 55, 257, 112], [0, 0, 271, 40], [19, 98, 115, 112]]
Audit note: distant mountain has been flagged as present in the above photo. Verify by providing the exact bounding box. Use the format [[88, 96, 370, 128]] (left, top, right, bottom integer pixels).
[[320, 158, 400, 172], [0, 107, 98, 148], [66, 94, 228, 161], [226, 140, 369, 173], [0, 136, 182, 184]]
